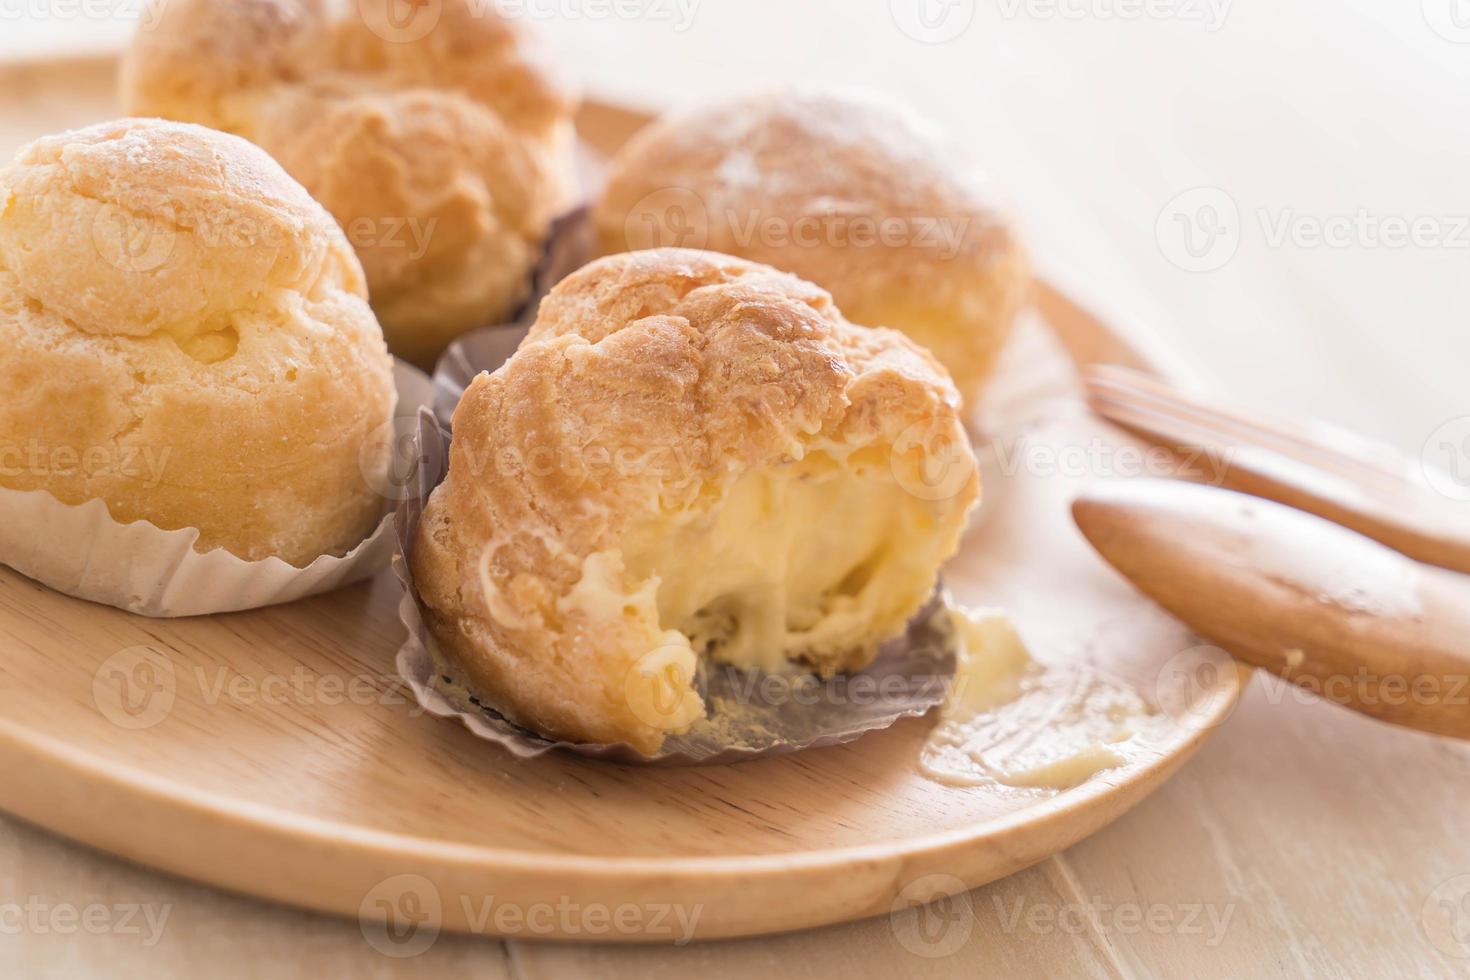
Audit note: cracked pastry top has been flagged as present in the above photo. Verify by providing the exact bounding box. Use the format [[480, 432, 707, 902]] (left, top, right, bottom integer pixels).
[[0, 118, 396, 566], [122, 0, 581, 367], [411, 248, 980, 755], [594, 88, 1031, 402]]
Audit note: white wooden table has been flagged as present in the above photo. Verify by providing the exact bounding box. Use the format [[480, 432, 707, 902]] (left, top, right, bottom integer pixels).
[[3, 4, 1470, 976]]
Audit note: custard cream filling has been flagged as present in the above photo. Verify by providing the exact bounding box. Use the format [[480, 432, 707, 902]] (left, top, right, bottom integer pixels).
[[621, 451, 947, 674], [546, 449, 953, 734], [920, 606, 1156, 791]]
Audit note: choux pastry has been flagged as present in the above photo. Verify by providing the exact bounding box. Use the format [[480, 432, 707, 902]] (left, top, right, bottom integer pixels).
[[596, 89, 1030, 401], [123, 0, 581, 367]]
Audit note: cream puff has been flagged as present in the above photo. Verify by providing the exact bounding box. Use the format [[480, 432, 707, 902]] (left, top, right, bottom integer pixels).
[[122, 0, 581, 367], [595, 89, 1030, 401], [412, 248, 979, 754], [0, 118, 396, 566]]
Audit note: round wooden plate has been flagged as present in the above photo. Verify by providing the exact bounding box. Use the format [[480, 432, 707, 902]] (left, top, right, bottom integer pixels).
[[0, 58, 1241, 943]]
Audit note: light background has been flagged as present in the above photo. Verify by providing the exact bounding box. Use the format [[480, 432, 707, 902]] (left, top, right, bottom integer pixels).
[[2, 1, 1468, 455], [2, 4, 1470, 978]]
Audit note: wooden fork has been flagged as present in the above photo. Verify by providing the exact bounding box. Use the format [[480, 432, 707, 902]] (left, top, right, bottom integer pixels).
[[1084, 365, 1470, 576]]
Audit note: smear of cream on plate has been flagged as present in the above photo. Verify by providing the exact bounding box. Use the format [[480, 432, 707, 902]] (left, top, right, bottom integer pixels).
[[920, 605, 1156, 792]]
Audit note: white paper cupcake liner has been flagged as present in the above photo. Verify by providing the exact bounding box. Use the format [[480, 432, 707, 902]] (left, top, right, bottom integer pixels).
[[0, 359, 434, 618]]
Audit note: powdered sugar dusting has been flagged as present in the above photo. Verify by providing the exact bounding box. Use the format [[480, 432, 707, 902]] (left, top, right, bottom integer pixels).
[[714, 148, 763, 190]]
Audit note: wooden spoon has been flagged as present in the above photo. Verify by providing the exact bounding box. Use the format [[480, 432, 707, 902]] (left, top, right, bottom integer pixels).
[[1073, 478, 1470, 740]]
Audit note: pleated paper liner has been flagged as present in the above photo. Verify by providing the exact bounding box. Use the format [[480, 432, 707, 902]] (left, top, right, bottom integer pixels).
[[0, 359, 433, 617]]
